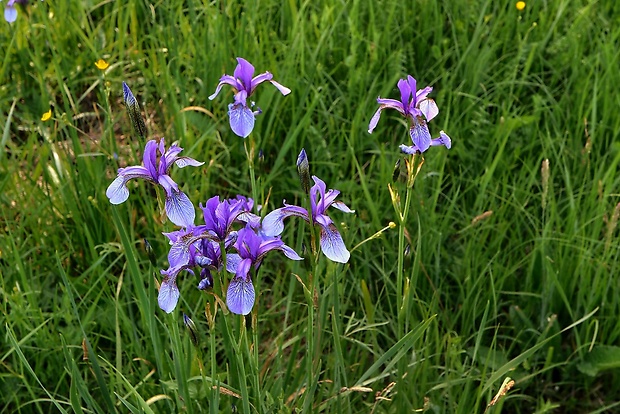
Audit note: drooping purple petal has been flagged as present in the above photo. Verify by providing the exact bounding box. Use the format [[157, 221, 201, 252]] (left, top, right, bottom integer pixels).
[[261, 204, 309, 237], [165, 191, 195, 227], [106, 176, 130, 205], [226, 276, 255, 315], [430, 130, 451, 149], [399, 144, 419, 155], [409, 118, 432, 153], [269, 80, 291, 96], [418, 98, 439, 122], [331, 201, 355, 214], [227, 258, 255, 315], [228, 103, 255, 138], [279, 244, 304, 261], [208, 75, 238, 100], [174, 156, 205, 168], [368, 107, 384, 134], [158, 277, 180, 313], [318, 221, 350, 264], [4, 5, 17, 23]]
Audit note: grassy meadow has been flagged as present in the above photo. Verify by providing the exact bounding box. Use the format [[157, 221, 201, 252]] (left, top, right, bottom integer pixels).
[[2, 0, 620, 412]]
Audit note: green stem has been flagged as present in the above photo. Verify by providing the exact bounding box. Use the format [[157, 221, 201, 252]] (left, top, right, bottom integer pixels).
[[396, 182, 413, 340], [245, 139, 259, 212]]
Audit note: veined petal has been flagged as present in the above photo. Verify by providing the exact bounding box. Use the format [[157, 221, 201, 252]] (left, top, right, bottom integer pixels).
[[174, 156, 205, 168], [158, 277, 180, 313], [5, 5, 18, 23], [410, 118, 432, 153], [319, 222, 350, 264], [331, 201, 355, 214], [261, 204, 309, 237], [165, 190, 195, 227], [228, 103, 255, 138], [158, 174, 180, 197], [226, 275, 255, 315], [430, 130, 451, 149], [415, 86, 433, 103], [234, 58, 255, 93], [279, 244, 303, 261], [418, 98, 439, 122], [208, 75, 238, 100], [106, 176, 130, 204], [226, 253, 242, 274], [399, 144, 420, 154]]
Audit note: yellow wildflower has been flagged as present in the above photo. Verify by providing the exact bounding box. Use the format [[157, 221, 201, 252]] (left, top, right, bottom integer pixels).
[[41, 110, 52, 122], [516, 1, 526, 11], [95, 59, 110, 70]]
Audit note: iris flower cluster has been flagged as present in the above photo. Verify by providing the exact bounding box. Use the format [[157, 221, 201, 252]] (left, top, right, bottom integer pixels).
[[107, 63, 353, 316]]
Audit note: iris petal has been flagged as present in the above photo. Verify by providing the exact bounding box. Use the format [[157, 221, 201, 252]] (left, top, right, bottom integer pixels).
[[106, 176, 130, 204], [409, 119, 432, 153], [228, 104, 255, 138], [165, 191, 195, 227], [319, 222, 350, 263], [158, 278, 180, 313], [227, 276, 255, 315]]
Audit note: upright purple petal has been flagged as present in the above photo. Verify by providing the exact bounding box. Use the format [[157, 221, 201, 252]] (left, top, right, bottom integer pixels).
[[165, 191, 195, 227], [158, 277, 180, 313], [228, 103, 255, 138], [410, 118, 432, 153], [397, 78, 413, 108], [234, 58, 255, 93], [318, 221, 350, 264], [142, 140, 159, 178]]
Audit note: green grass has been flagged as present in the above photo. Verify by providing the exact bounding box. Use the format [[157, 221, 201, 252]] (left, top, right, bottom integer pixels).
[[2, 0, 620, 412]]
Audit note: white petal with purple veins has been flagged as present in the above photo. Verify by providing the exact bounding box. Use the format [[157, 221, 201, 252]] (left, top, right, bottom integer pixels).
[[165, 191, 195, 227], [418, 98, 439, 122], [158, 279, 180, 313], [319, 223, 350, 264], [226, 277, 255, 315], [174, 157, 204, 168], [106, 176, 130, 204], [228, 104, 255, 138]]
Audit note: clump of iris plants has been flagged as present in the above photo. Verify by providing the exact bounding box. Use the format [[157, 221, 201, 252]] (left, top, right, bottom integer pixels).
[[107, 61, 353, 318]]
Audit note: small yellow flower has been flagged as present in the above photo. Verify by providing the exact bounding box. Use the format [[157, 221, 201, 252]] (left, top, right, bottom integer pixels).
[[516, 1, 526, 11], [95, 59, 110, 70], [41, 110, 52, 122]]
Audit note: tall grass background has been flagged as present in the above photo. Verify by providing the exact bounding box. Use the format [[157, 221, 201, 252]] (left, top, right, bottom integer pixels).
[[2, 0, 620, 412]]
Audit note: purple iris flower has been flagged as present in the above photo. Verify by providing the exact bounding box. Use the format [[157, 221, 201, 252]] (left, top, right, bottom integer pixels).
[[262, 176, 355, 264], [3, 0, 40, 23], [106, 138, 203, 227], [368, 75, 450, 153], [158, 227, 224, 313], [208, 57, 291, 138], [226, 225, 302, 315]]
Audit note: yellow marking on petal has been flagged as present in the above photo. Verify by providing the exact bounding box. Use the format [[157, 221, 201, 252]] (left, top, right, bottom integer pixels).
[[516, 1, 526, 10], [41, 110, 52, 121], [95, 59, 110, 70]]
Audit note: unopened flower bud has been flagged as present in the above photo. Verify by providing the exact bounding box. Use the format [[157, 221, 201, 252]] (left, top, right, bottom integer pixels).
[[297, 148, 311, 194], [122, 82, 147, 139]]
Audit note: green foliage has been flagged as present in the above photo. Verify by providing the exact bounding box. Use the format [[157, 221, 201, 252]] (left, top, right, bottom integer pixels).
[[2, 0, 620, 412]]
